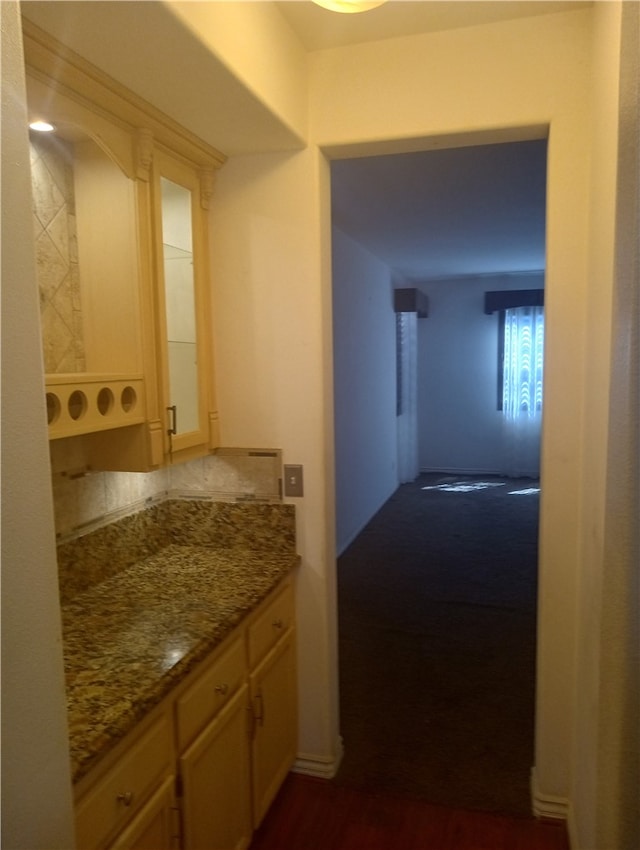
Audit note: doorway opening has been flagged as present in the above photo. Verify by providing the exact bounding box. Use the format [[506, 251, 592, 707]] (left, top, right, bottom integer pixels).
[[330, 136, 547, 815]]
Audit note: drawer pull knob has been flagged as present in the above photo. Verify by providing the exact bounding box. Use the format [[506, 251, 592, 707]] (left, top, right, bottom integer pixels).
[[116, 791, 134, 807], [272, 619, 284, 629], [215, 682, 229, 695]]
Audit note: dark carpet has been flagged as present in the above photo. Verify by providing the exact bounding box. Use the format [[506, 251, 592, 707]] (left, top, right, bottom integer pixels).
[[333, 473, 539, 817]]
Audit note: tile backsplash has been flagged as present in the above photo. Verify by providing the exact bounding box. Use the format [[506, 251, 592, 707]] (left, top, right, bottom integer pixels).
[[30, 133, 86, 374], [50, 440, 283, 540]]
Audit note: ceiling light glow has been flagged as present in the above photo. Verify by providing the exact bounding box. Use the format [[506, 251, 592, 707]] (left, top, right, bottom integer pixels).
[[29, 120, 56, 133], [313, 0, 386, 13]]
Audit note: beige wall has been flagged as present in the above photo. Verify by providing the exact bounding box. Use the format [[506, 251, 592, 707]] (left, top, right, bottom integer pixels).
[[210, 145, 342, 771], [571, 0, 622, 842], [574, 3, 639, 849], [1, 3, 75, 846], [309, 10, 590, 154]]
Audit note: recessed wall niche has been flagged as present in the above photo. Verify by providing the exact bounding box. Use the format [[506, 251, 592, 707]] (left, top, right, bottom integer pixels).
[[29, 121, 142, 379]]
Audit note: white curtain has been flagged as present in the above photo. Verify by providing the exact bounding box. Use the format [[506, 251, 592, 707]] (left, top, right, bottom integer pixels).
[[397, 311, 420, 483], [502, 305, 544, 478]]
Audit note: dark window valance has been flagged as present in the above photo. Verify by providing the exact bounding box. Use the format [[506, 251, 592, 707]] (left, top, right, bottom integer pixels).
[[484, 289, 544, 315], [393, 288, 429, 318]]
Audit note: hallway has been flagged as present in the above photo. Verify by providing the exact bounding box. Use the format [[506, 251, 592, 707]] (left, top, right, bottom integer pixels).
[[334, 474, 539, 815]]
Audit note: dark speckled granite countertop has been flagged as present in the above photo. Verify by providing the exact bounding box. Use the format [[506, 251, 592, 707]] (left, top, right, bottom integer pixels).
[[58, 500, 298, 783]]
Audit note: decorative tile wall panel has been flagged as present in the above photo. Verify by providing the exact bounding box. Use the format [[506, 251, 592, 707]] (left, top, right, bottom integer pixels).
[[30, 133, 85, 373]]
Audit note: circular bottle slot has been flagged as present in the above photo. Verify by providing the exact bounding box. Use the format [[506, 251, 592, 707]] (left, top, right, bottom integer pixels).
[[46, 392, 61, 425], [120, 386, 137, 413], [97, 387, 115, 416], [68, 390, 87, 421]]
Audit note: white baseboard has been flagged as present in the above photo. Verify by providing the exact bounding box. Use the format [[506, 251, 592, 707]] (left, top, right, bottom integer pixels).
[[293, 738, 344, 780], [531, 767, 570, 820]]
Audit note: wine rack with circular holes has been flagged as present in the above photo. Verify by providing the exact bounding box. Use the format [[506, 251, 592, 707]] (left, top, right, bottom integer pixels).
[[45, 374, 146, 439]]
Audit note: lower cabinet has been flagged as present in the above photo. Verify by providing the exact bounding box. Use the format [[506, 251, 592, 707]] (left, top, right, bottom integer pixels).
[[73, 576, 296, 850], [74, 708, 175, 850], [180, 685, 252, 850], [177, 578, 297, 848], [109, 777, 178, 850], [250, 631, 298, 827]]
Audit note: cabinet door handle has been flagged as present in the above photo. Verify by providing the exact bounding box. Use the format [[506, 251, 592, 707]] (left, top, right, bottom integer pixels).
[[272, 618, 284, 630], [214, 682, 229, 695], [247, 703, 256, 738], [167, 405, 177, 435], [170, 804, 182, 849], [254, 692, 264, 726], [116, 790, 134, 807]]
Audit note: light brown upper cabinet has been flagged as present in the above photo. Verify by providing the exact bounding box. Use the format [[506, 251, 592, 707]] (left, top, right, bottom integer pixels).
[[152, 151, 218, 464], [23, 20, 225, 469]]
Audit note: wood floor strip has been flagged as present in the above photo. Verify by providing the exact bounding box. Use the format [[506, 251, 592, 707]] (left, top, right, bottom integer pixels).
[[249, 774, 570, 850]]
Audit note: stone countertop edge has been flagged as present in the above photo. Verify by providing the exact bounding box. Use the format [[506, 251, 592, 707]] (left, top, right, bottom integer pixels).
[[62, 544, 300, 784]]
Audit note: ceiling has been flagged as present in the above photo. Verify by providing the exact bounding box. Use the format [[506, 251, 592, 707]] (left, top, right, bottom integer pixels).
[[276, 0, 589, 51], [331, 138, 548, 282]]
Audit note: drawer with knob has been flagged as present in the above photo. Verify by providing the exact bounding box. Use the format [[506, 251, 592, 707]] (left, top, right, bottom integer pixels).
[[248, 580, 295, 669], [175, 632, 246, 752], [75, 709, 173, 850]]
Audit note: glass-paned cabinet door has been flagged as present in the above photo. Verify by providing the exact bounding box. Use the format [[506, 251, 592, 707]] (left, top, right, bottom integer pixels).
[[153, 153, 210, 456], [161, 178, 199, 435]]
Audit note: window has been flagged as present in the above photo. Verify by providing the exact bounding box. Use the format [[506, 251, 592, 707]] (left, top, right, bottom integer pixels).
[[485, 288, 545, 478], [502, 306, 544, 419], [484, 288, 544, 412]]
